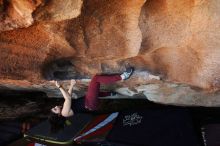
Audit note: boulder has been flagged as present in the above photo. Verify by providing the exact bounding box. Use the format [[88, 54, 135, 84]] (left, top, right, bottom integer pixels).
[[0, 0, 220, 106]]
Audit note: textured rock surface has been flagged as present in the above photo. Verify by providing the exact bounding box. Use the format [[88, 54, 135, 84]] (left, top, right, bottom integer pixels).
[[0, 23, 75, 81], [0, 0, 83, 31], [34, 0, 83, 22], [136, 0, 220, 90], [103, 82, 220, 107], [0, 0, 220, 106], [0, 0, 42, 31]]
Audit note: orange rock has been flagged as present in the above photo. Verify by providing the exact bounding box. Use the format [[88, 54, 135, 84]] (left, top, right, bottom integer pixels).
[[0, 0, 83, 31], [136, 0, 220, 90], [0, 0, 220, 94], [0, 0, 43, 31]]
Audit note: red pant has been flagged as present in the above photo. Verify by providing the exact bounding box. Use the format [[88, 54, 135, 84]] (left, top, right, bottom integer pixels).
[[85, 74, 121, 110]]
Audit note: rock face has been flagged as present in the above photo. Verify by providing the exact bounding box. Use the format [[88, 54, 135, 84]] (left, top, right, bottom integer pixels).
[[65, 0, 145, 60], [137, 0, 220, 90], [0, 0, 42, 31], [0, 0, 83, 31], [0, 23, 75, 81], [34, 0, 83, 22], [0, 0, 220, 106]]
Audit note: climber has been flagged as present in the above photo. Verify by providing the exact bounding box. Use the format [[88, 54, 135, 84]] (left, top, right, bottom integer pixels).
[[48, 67, 134, 133]]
